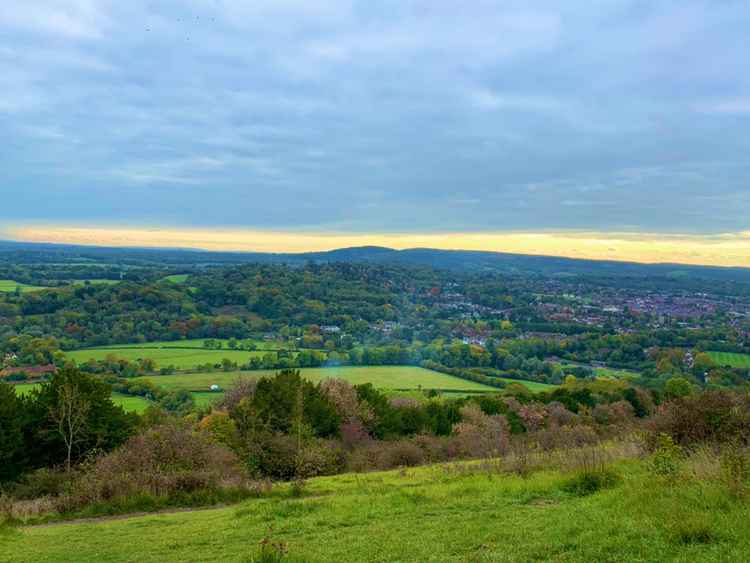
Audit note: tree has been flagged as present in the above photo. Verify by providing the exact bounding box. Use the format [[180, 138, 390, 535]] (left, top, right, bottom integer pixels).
[[0, 382, 25, 482], [664, 377, 693, 399], [25, 366, 138, 470], [50, 379, 90, 471]]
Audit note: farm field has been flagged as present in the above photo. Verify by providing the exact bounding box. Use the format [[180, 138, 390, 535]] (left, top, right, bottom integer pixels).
[[593, 367, 640, 380], [497, 377, 556, 392], [66, 346, 271, 370], [70, 279, 120, 286], [708, 351, 750, 369], [134, 366, 498, 394], [0, 280, 48, 293], [3, 457, 749, 562], [161, 274, 189, 283], [11, 383, 150, 413], [71, 338, 289, 350]]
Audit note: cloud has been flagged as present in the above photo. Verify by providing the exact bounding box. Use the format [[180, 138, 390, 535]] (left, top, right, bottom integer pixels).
[[0, 0, 108, 39], [1, 1, 749, 237]]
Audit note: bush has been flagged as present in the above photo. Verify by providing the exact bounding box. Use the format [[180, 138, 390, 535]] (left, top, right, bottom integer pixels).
[[649, 434, 683, 479], [9, 468, 72, 500], [59, 424, 248, 512], [720, 445, 750, 499], [451, 405, 510, 458], [247, 433, 344, 480], [645, 390, 750, 449], [347, 439, 430, 472]]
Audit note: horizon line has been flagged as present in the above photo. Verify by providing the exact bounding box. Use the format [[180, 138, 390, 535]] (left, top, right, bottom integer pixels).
[[4, 225, 750, 269]]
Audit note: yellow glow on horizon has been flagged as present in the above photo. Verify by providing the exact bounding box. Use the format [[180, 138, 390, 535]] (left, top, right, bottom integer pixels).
[[6, 225, 750, 268]]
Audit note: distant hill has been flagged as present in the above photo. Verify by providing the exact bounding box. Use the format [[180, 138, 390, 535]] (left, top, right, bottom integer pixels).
[[2, 240, 750, 282]]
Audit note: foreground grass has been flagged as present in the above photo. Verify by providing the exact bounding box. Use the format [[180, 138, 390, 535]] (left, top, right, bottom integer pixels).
[[708, 351, 750, 369], [2, 457, 748, 562]]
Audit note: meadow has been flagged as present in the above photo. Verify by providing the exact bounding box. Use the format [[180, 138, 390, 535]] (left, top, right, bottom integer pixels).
[[161, 274, 189, 283], [66, 346, 271, 370], [497, 377, 556, 392], [0, 279, 119, 293], [11, 383, 151, 413], [3, 456, 749, 562], [0, 280, 48, 293], [134, 366, 499, 394], [65, 338, 292, 369], [708, 351, 750, 369]]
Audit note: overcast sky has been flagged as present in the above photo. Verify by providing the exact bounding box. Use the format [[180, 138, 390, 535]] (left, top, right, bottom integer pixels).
[[2, 0, 749, 239]]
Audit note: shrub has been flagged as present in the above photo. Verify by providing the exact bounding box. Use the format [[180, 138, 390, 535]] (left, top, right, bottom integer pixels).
[[346, 439, 429, 472], [9, 468, 72, 500], [649, 434, 683, 479], [592, 401, 634, 426], [645, 390, 750, 449], [720, 445, 750, 499], [381, 441, 425, 468], [60, 424, 247, 512], [247, 433, 344, 480], [451, 405, 510, 458], [536, 425, 599, 452]]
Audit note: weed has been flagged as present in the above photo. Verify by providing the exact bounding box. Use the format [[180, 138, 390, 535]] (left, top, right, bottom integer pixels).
[[561, 468, 620, 496]]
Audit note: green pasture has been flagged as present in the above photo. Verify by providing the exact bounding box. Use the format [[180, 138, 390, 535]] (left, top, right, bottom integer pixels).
[[66, 346, 271, 370], [75, 338, 289, 350], [708, 351, 750, 369], [0, 280, 48, 293], [4, 457, 750, 562], [135, 366, 498, 394], [497, 377, 556, 392], [10, 383, 150, 413], [70, 279, 120, 286], [161, 274, 189, 284]]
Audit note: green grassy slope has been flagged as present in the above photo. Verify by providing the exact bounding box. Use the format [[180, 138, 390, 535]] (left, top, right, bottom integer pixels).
[[3, 458, 749, 562]]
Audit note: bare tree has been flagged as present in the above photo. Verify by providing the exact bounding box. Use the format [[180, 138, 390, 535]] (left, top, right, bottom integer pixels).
[[50, 381, 90, 471]]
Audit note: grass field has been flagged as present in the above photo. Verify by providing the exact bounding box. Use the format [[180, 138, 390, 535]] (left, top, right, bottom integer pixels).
[[70, 279, 120, 286], [497, 377, 556, 392], [11, 383, 150, 413], [70, 338, 289, 350], [0, 280, 48, 293], [708, 351, 750, 369], [135, 366, 498, 394], [66, 339, 292, 369], [66, 346, 270, 370], [161, 274, 189, 283], [594, 367, 641, 380], [3, 457, 749, 562]]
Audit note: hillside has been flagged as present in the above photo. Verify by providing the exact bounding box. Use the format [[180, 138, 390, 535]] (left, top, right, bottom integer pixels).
[[2, 453, 749, 562], [4, 240, 750, 282]]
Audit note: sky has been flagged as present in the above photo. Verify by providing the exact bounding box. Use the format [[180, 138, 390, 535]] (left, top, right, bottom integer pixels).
[[1, 1, 750, 265]]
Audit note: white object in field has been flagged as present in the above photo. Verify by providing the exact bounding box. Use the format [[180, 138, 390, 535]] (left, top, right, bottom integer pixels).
[[210, 384, 221, 391]]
